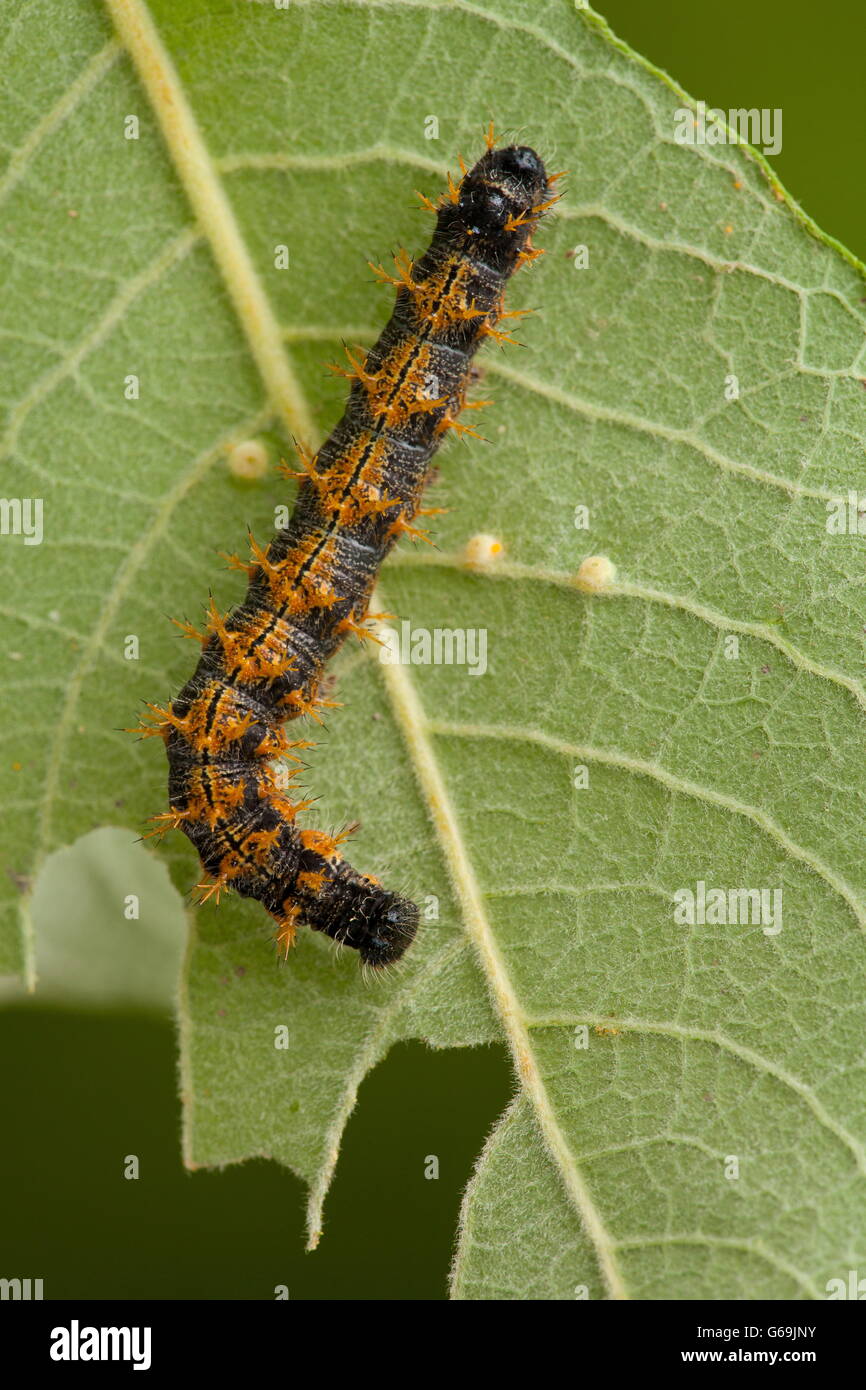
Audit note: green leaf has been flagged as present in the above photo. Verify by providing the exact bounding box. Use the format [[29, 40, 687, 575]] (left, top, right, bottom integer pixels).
[[0, 828, 186, 1011], [3, 0, 866, 1298]]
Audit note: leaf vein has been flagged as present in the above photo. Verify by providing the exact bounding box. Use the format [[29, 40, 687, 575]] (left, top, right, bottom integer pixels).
[[425, 719, 866, 936]]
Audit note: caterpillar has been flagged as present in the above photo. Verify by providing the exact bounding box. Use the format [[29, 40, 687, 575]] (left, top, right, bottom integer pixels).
[[138, 128, 557, 969]]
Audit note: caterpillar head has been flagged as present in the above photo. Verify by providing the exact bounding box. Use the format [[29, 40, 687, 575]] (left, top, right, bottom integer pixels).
[[355, 887, 419, 968], [307, 867, 419, 968], [455, 143, 551, 247]]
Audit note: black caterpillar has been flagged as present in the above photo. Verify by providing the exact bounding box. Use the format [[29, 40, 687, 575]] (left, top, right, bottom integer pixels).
[[139, 132, 555, 968]]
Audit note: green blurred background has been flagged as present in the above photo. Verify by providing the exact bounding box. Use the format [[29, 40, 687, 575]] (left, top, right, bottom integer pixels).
[[3, 0, 864, 1299]]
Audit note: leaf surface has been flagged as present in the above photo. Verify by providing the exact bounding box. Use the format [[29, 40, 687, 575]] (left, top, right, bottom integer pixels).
[[2, 0, 866, 1297]]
